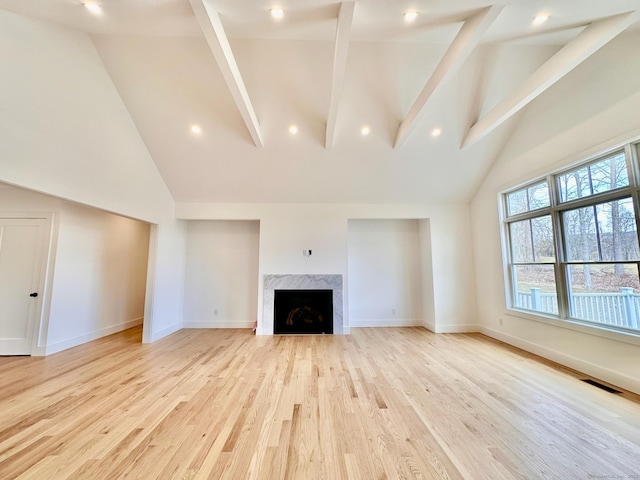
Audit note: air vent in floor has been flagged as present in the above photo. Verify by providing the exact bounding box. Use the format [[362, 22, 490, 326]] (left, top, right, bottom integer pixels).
[[581, 379, 622, 394]]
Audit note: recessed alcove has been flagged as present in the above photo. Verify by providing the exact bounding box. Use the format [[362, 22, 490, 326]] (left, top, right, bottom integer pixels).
[[347, 219, 432, 327], [183, 220, 260, 328]]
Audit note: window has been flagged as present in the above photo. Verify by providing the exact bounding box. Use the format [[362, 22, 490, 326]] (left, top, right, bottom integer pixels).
[[503, 147, 640, 333]]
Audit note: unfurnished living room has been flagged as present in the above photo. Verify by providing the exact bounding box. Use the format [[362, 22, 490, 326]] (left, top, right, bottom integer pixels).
[[1, 0, 640, 478]]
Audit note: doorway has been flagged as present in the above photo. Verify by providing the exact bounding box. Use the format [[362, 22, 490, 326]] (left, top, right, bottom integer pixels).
[[0, 217, 49, 355]]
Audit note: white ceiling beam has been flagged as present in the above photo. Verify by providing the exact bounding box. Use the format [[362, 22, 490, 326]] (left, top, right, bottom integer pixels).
[[394, 5, 504, 148], [326, 1, 355, 149], [462, 11, 636, 149], [189, 0, 263, 147]]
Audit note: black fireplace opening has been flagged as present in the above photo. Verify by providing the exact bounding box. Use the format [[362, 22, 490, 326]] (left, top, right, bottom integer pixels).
[[274, 289, 333, 334]]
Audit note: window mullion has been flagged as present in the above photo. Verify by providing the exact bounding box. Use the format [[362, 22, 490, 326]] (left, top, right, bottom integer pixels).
[[593, 204, 603, 261], [549, 176, 569, 319]]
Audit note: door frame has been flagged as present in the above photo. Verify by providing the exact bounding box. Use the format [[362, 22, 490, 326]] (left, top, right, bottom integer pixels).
[[0, 212, 56, 356]]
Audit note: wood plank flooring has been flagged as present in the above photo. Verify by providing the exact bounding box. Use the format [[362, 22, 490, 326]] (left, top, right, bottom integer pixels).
[[1, 327, 639, 479]]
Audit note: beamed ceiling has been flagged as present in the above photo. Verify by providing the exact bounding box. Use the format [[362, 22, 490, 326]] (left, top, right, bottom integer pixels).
[[1, 0, 639, 204]]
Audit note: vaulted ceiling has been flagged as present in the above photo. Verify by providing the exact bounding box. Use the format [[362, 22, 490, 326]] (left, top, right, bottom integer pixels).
[[1, 0, 638, 204]]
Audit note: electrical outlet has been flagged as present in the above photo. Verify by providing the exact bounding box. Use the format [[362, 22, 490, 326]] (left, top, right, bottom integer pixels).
[[392, 308, 396, 315], [214, 309, 218, 316], [499, 318, 503, 326]]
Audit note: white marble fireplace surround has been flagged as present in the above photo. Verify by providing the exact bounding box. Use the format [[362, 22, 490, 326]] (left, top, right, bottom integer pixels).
[[263, 274, 344, 335]]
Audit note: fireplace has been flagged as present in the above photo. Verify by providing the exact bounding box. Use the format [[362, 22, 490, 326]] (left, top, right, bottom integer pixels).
[[274, 290, 333, 334], [262, 274, 343, 335]]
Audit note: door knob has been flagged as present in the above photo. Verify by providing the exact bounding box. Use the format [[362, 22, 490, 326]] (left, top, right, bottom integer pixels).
[[29, 292, 38, 298]]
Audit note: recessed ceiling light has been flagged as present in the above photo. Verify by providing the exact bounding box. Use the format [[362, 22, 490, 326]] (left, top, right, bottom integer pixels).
[[289, 125, 298, 134], [83, 3, 102, 15], [431, 128, 442, 137], [271, 8, 284, 19], [191, 125, 202, 134], [532, 15, 549, 26], [360, 126, 371, 136], [404, 11, 418, 23]]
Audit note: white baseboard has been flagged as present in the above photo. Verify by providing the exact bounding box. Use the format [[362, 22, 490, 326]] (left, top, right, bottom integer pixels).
[[349, 319, 423, 328], [421, 321, 480, 333], [350, 320, 480, 333], [148, 322, 182, 342], [45, 317, 143, 355], [480, 326, 640, 396], [31, 346, 47, 357], [423, 320, 436, 333], [435, 323, 481, 333], [183, 320, 255, 329]]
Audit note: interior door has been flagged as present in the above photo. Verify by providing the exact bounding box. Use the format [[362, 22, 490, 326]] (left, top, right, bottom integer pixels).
[[0, 218, 46, 355]]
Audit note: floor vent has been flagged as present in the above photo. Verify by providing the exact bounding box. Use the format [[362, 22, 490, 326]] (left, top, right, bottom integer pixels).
[[581, 379, 622, 394]]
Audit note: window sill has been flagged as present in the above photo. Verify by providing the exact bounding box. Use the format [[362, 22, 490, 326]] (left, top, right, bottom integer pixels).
[[504, 307, 640, 348]]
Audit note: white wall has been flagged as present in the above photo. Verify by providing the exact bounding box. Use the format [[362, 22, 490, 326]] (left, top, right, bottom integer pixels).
[[348, 219, 423, 327], [176, 202, 476, 335], [47, 204, 149, 353], [183, 221, 259, 328], [0, 184, 149, 354], [0, 10, 186, 343], [0, 11, 172, 222], [471, 31, 640, 395]]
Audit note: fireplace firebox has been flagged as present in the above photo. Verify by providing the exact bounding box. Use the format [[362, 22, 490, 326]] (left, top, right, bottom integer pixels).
[[274, 289, 333, 334]]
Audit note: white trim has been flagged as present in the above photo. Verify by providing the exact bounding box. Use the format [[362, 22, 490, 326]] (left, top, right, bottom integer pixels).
[[349, 319, 423, 327], [423, 320, 436, 333], [31, 345, 46, 356], [35, 213, 58, 354], [0, 212, 50, 219], [183, 320, 254, 329], [44, 317, 143, 355], [149, 322, 182, 342], [434, 323, 481, 333], [480, 326, 640, 395], [142, 224, 158, 344]]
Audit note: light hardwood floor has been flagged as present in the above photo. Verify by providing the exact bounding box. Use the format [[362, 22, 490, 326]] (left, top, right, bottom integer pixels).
[[1, 327, 639, 479]]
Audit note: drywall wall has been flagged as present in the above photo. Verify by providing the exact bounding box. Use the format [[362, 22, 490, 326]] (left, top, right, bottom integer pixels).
[[183, 221, 259, 328], [0, 10, 186, 343], [47, 204, 149, 353], [471, 31, 640, 394], [0, 184, 149, 354], [348, 219, 423, 326], [176, 202, 475, 334], [0, 11, 173, 222]]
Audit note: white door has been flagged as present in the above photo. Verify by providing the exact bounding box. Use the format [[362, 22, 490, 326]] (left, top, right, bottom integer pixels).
[[0, 218, 46, 355]]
